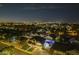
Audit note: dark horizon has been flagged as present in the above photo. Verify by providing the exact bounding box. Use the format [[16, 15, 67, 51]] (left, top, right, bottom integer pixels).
[[0, 3, 79, 23]]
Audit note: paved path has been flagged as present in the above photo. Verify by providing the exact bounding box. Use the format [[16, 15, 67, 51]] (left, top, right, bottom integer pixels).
[[32, 46, 49, 55]]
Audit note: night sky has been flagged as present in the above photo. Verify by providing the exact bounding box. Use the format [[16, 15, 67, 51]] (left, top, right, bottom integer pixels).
[[0, 3, 79, 23]]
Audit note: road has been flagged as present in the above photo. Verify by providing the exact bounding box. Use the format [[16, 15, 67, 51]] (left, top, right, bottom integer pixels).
[[0, 41, 32, 55]]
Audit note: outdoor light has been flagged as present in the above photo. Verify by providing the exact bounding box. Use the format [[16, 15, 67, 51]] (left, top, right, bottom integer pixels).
[[44, 39, 55, 49]]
